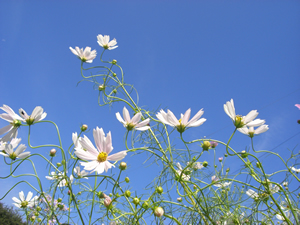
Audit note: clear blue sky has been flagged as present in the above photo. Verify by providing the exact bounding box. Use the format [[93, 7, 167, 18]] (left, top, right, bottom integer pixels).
[[0, 1, 299, 224]]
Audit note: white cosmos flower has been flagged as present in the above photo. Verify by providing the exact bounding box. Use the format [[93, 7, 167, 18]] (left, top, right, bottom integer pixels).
[[238, 124, 269, 137], [46, 172, 74, 187], [156, 108, 206, 133], [69, 46, 97, 63], [224, 99, 265, 128], [291, 167, 300, 173], [0, 138, 30, 160], [175, 162, 190, 181], [97, 34, 118, 50], [74, 127, 127, 174], [12, 191, 38, 208], [116, 107, 150, 131], [19, 106, 47, 125], [0, 105, 25, 142], [211, 176, 231, 188], [74, 166, 89, 179]]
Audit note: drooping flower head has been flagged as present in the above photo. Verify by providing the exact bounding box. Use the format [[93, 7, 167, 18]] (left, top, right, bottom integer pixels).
[[156, 108, 206, 133], [97, 34, 118, 50], [224, 99, 265, 128], [238, 124, 269, 138], [74, 127, 127, 174], [12, 191, 38, 208], [0, 105, 25, 142], [19, 106, 47, 125], [0, 138, 30, 160], [116, 107, 150, 131], [69, 46, 97, 63]]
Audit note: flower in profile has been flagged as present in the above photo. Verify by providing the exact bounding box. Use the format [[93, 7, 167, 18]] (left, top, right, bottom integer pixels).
[[210, 141, 218, 148], [46, 172, 73, 187], [156, 108, 206, 133], [0, 105, 25, 142], [295, 104, 300, 110], [291, 167, 300, 173], [0, 138, 30, 160], [12, 191, 38, 208], [97, 34, 118, 50], [224, 99, 265, 128], [74, 166, 89, 179], [246, 189, 259, 200], [238, 124, 269, 138], [69, 46, 97, 63], [116, 107, 150, 131], [74, 127, 127, 174], [211, 176, 231, 188], [19, 106, 47, 125], [175, 162, 190, 181]]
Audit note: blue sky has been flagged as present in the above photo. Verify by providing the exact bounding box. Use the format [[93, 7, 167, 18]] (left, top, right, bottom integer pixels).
[[0, 1, 300, 224]]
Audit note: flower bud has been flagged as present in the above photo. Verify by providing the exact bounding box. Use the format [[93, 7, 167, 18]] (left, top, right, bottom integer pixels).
[[202, 161, 208, 167], [133, 197, 140, 205], [81, 124, 88, 132], [68, 190, 71, 195], [119, 162, 127, 170], [125, 190, 131, 198], [125, 177, 130, 183], [98, 85, 105, 91], [142, 201, 149, 209], [156, 186, 163, 194], [49, 149, 56, 157], [56, 162, 62, 167], [218, 157, 223, 162], [214, 165, 217, 168], [113, 89, 117, 94], [298, 120, 300, 124], [177, 197, 182, 202], [224, 154, 228, 157], [210, 141, 218, 148], [154, 207, 164, 217], [226, 168, 230, 172], [256, 162, 261, 168], [30, 216, 36, 222], [113, 73, 117, 77], [112, 59, 117, 64], [36, 206, 42, 211], [104, 196, 112, 208], [57, 198, 62, 202], [241, 150, 248, 158], [37, 218, 42, 222], [202, 141, 211, 151]]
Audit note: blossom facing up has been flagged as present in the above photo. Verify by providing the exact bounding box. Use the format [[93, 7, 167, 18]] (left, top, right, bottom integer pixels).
[[74, 127, 127, 174], [97, 34, 118, 50], [0, 138, 30, 160], [12, 191, 38, 208], [116, 107, 150, 131], [19, 106, 47, 125], [175, 162, 191, 181], [211, 176, 231, 188], [0, 105, 25, 142], [156, 108, 206, 133], [224, 99, 265, 128], [69, 46, 97, 63], [74, 166, 89, 179], [238, 124, 269, 138]]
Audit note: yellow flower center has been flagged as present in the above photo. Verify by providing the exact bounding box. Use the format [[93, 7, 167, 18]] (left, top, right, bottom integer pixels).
[[176, 119, 185, 133], [234, 115, 245, 128], [103, 44, 109, 49], [126, 123, 135, 131], [9, 152, 17, 160], [26, 117, 35, 125], [97, 152, 108, 162], [81, 57, 87, 62], [12, 119, 22, 128], [21, 201, 28, 208], [248, 131, 255, 138]]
